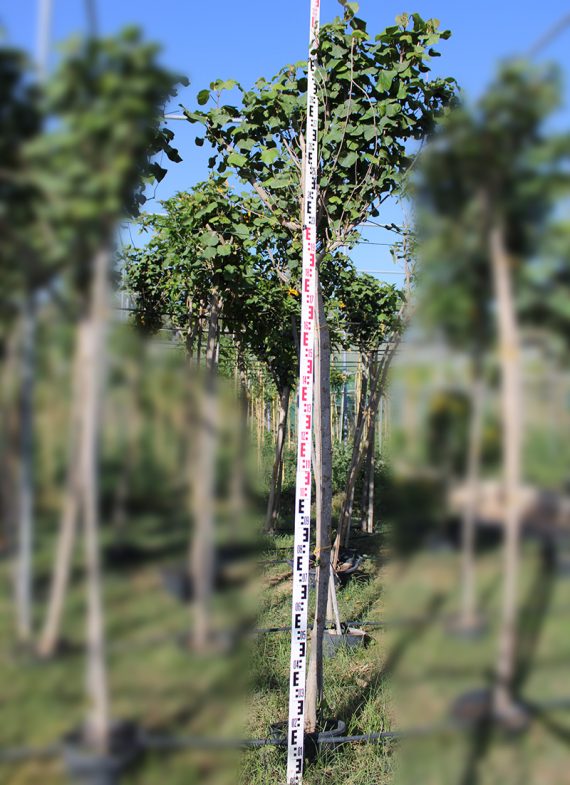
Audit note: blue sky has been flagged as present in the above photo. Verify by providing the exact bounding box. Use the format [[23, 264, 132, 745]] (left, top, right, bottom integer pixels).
[[3, 0, 569, 281]]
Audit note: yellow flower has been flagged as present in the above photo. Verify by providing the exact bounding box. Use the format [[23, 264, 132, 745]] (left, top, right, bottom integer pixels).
[[288, 288, 300, 297]]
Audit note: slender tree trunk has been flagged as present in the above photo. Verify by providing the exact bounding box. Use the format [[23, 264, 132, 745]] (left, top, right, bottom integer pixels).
[[305, 276, 332, 734], [264, 384, 290, 533], [191, 292, 219, 651], [490, 224, 522, 718], [332, 340, 400, 566], [363, 420, 375, 534], [15, 294, 36, 644], [37, 327, 85, 658], [230, 361, 249, 519], [111, 364, 141, 530], [82, 246, 111, 753], [459, 353, 485, 630], [0, 328, 20, 557], [333, 356, 369, 552], [340, 349, 347, 441]]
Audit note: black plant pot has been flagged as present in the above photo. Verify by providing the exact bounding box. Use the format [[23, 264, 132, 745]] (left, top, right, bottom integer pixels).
[[323, 627, 370, 659], [63, 722, 141, 785], [160, 565, 193, 602]]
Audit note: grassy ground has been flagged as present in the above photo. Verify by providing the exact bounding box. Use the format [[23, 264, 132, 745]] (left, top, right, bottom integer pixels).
[[1, 507, 569, 784]]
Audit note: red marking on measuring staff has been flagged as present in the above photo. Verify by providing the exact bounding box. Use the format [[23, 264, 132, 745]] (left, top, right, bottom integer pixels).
[[286, 1, 320, 783]]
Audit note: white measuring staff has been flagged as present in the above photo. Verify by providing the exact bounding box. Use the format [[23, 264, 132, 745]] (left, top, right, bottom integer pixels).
[[286, 1, 321, 783]]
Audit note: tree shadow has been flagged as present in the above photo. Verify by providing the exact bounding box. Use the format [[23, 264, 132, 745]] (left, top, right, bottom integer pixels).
[[332, 592, 446, 724], [455, 539, 557, 785]]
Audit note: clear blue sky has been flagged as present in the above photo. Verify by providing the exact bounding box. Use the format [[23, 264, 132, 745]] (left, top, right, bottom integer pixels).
[[3, 0, 569, 280]]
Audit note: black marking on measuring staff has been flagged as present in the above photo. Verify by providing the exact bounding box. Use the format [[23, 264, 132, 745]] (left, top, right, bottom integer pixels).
[[286, 1, 320, 784]]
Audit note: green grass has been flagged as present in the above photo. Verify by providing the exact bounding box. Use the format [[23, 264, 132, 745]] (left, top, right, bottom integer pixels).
[[1, 509, 569, 784]]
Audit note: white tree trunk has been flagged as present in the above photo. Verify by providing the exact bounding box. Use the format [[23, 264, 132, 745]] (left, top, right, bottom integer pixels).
[[38, 327, 85, 657], [459, 356, 485, 629], [15, 294, 36, 644], [191, 292, 219, 651], [490, 224, 522, 718], [81, 247, 111, 753], [364, 422, 375, 534]]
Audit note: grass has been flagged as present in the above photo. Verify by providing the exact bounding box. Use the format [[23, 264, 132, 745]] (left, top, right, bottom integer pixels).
[[1, 502, 569, 784]]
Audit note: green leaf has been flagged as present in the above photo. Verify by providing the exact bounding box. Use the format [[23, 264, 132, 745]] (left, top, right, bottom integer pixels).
[[227, 151, 248, 167], [201, 231, 219, 247], [378, 69, 396, 92], [260, 147, 279, 165], [197, 89, 210, 105]]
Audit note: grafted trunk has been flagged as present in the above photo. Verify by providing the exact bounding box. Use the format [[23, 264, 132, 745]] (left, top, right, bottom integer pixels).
[[264, 384, 290, 533], [15, 294, 36, 644], [37, 327, 85, 658], [191, 292, 219, 651], [82, 246, 111, 753], [490, 224, 522, 718], [459, 353, 485, 630], [305, 275, 332, 734]]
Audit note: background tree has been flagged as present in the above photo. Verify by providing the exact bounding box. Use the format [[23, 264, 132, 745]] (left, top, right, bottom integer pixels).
[[414, 60, 570, 718], [0, 44, 44, 645], [30, 28, 185, 752], [416, 118, 495, 632]]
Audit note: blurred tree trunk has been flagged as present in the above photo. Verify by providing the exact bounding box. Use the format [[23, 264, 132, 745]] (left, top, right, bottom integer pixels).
[[15, 293, 36, 644], [0, 327, 20, 560], [191, 291, 219, 651], [264, 384, 290, 533], [230, 359, 249, 519], [81, 246, 110, 753], [490, 223, 522, 718], [37, 328, 84, 658], [459, 352, 485, 630], [305, 274, 332, 734], [111, 361, 141, 530]]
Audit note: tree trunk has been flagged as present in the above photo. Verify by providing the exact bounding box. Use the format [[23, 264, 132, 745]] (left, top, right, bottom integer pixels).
[[332, 340, 400, 566], [305, 276, 332, 734], [191, 291, 219, 651], [490, 224, 522, 718], [459, 353, 485, 630], [37, 326, 85, 658], [363, 420, 375, 534], [15, 294, 36, 644], [0, 326, 20, 558], [230, 361, 249, 519], [82, 246, 111, 753], [340, 349, 347, 441], [333, 356, 369, 555], [264, 384, 290, 533]]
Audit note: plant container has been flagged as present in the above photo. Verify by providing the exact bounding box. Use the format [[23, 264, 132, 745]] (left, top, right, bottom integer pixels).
[[63, 721, 141, 785], [323, 626, 370, 659]]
